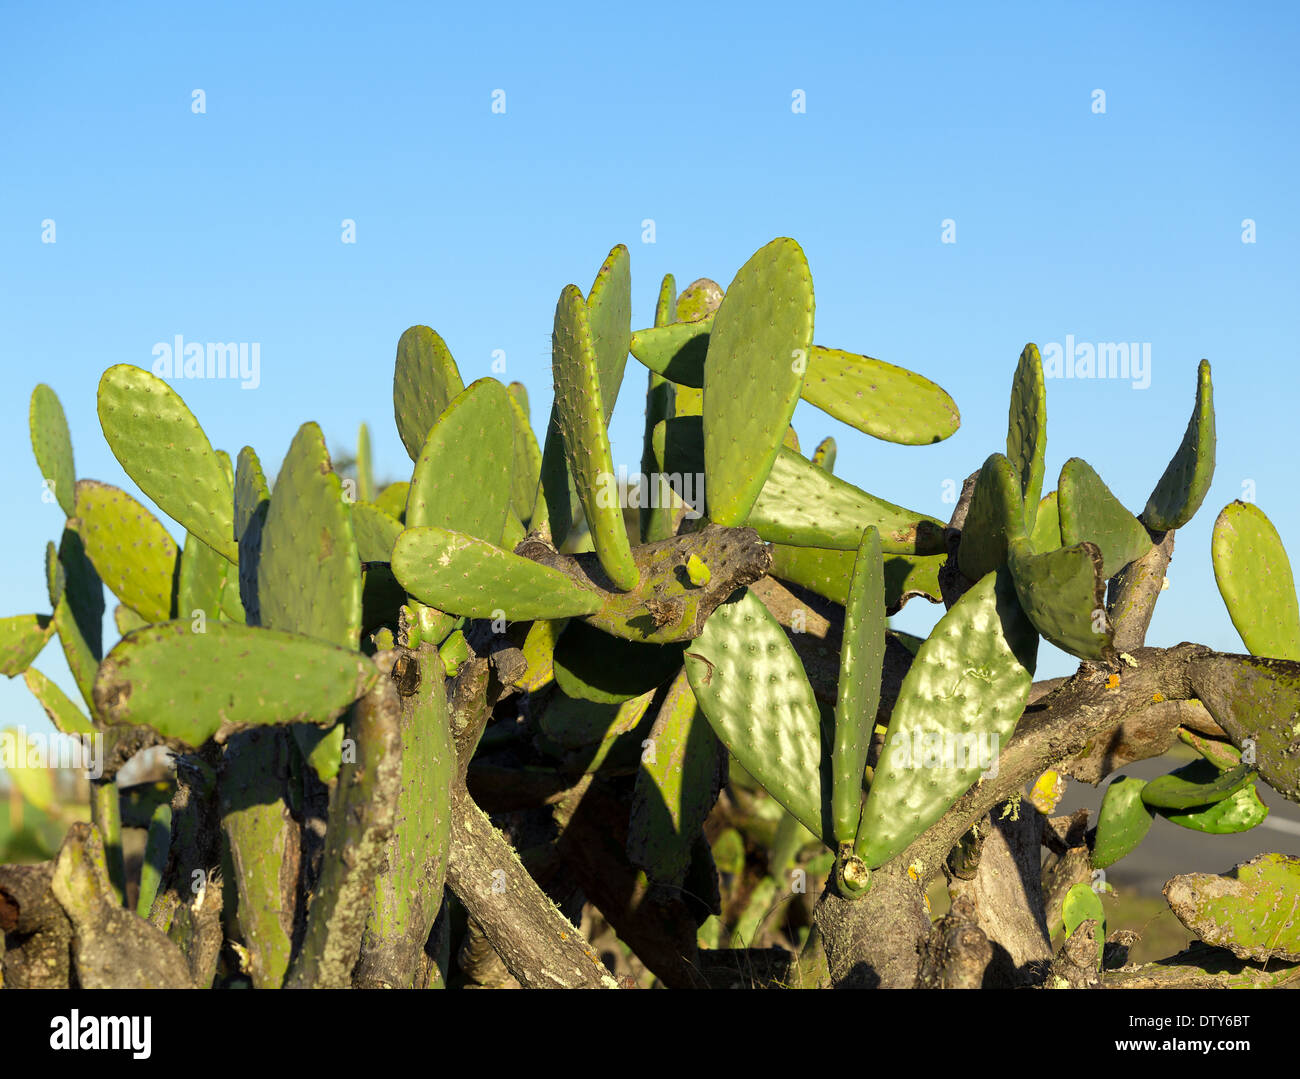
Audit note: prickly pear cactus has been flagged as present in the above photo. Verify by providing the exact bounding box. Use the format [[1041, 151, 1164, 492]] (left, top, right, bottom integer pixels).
[[4, 236, 1292, 993]]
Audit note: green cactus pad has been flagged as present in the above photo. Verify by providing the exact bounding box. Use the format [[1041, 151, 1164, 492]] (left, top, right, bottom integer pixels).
[[53, 526, 104, 710], [258, 422, 362, 651], [220, 728, 297, 987], [855, 567, 1037, 868], [373, 481, 410, 520], [74, 480, 178, 625], [630, 318, 712, 385], [1008, 535, 1114, 662], [641, 271, 678, 548], [703, 238, 814, 526], [1179, 728, 1242, 771], [586, 244, 633, 411], [438, 629, 469, 677], [1006, 344, 1046, 533], [1164, 853, 1300, 962], [1160, 784, 1269, 834], [113, 603, 146, 634], [1091, 774, 1156, 869], [1211, 501, 1300, 661], [406, 378, 514, 544], [177, 533, 228, 626], [747, 447, 947, 554], [137, 803, 171, 920], [23, 666, 94, 736], [391, 525, 601, 620], [685, 589, 827, 841], [29, 384, 77, 517], [769, 545, 943, 614], [93, 622, 379, 746], [1029, 490, 1062, 553], [45, 540, 64, 609], [96, 364, 236, 562], [518, 618, 565, 692], [355, 421, 375, 503], [392, 326, 466, 462], [1142, 359, 1215, 531], [507, 386, 542, 526], [832, 528, 885, 846], [802, 348, 960, 446], [812, 437, 836, 472], [553, 619, 685, 704], [0, 614, 54, 677], [1141, 759, 1255, 811], [551, 285, 638, 590], [1062, 882, 1106, 966], [1058, 458, 1152, 579], [627, 669, 723, 887], [958, 454, 1024, 581], [676, 278, 723, 323], [352, 502, 404, 563]]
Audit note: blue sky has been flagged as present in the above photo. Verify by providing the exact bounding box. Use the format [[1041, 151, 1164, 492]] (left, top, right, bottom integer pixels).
[[2, 1, 1298, 737]]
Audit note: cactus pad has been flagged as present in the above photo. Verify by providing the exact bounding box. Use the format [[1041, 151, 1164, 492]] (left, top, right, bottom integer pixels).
[[832, 527, 885, 846], [1008, 535, 1114, 662], [1164, 853, 1300, 962], [96, 364, 236, 562], [1211, 501, 1300, 661], [1092, 774, 1155, 869], [1142, 359, 1215, 531], [958, 454, 1024, 581], [855, 567, 1037, 868], [1006, 344, 1046, 533], [685, 588, 827, 840], [393, 326, 465, 462], [93, 622, 379, 746], [74, 480, 178, 625], [1058, 458, 1152, 579], [747, 447, 947, 554], [803, 348, 959, 445], [551, 285, 638, 590], [29, 384, 77, 517], [258, 422, 362, 651], [703, 238, 814, 526], [391, 525, 601, 620], [407, 378, 514, 544]]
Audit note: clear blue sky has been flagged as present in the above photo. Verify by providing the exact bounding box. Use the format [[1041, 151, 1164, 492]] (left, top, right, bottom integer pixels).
[[3, 1, 1298, 738]]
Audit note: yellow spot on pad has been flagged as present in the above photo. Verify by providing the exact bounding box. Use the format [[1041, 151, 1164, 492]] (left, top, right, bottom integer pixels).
[[1105, 673, 1120, 689]]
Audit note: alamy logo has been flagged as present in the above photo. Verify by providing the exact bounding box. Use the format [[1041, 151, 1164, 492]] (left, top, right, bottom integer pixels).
[[0, 727, 104, 779], [595, 467, 705, 519], [891, 729, 1001, 778], [50, 1011, 151, 1059], [1041, 336, 1150, 389], [152, 334, 260, 389]]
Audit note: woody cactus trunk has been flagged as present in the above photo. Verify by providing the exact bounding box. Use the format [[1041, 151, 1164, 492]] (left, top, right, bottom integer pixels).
[[3, 237, 1298, 989]]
